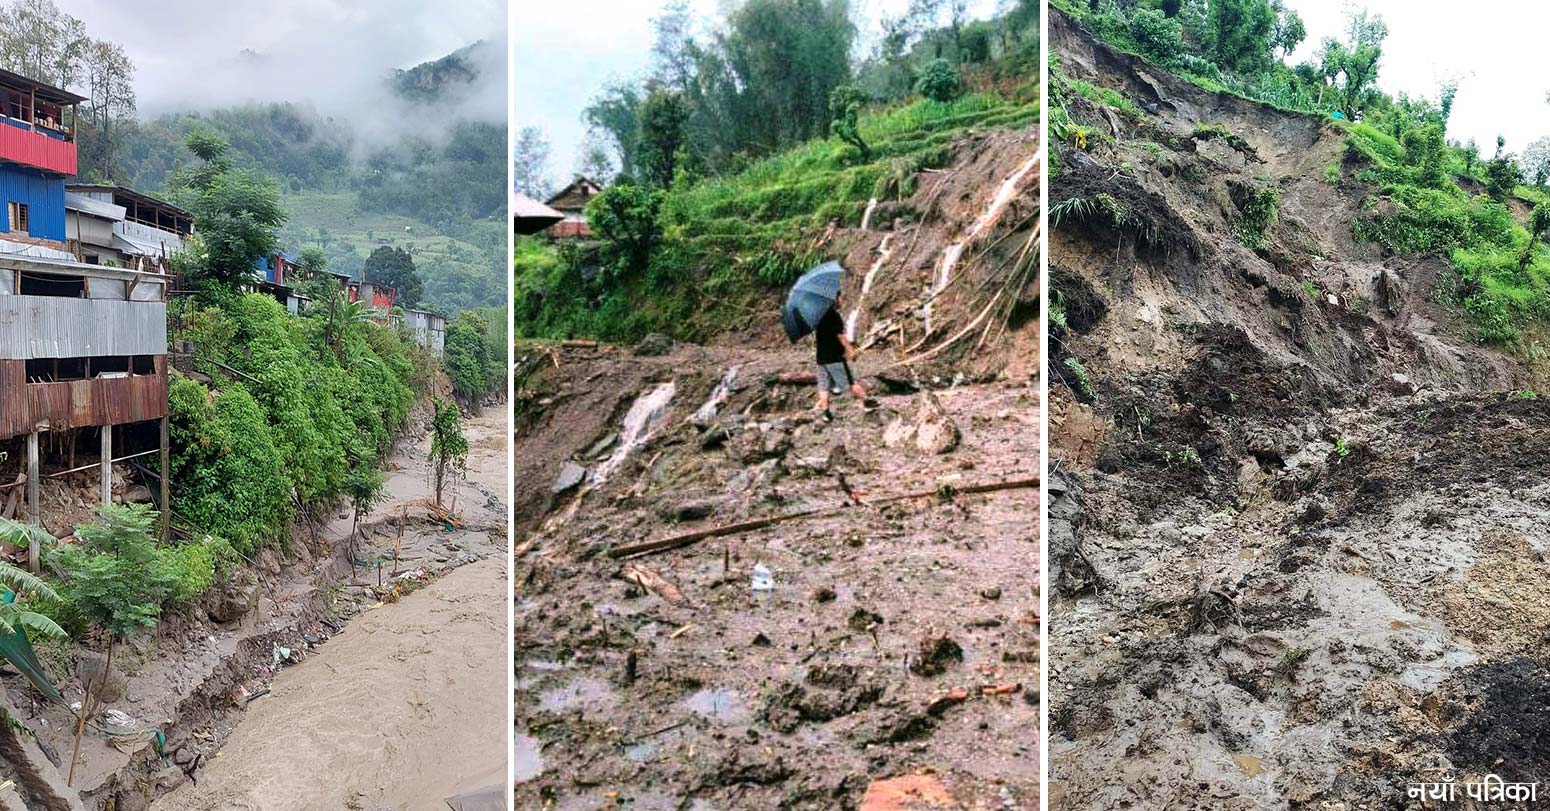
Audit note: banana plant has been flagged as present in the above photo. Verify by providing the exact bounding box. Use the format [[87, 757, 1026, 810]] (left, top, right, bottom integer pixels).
[[0, 518, 67, 640]]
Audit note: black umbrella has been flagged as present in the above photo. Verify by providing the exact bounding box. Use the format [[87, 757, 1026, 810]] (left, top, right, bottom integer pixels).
[[782, 261, 844, 342]]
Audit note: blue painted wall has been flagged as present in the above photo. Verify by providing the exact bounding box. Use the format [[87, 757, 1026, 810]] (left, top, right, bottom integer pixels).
[[0, 164, 64, 241]]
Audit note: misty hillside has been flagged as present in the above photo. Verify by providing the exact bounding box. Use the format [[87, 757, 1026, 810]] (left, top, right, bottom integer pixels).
[[97, 45, 506, 313]]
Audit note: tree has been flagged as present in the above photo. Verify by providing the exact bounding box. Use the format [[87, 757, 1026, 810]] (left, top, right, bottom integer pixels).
[[444, 311, 496, 402], [76, 39, 136, 182], [1269, 1, 1305, 59], [342, 464, 386, 551], [513, 126, 554, 198], [1520, 137, 1550, 188], [52, 505, 183, 640], [1485, 146, 1519, 202], [829, 84, 870, 159], [1129, 8, 1185, 64], [1523, 204, 1550, 270], [650, 0, 698, 91], [1207, 0, 1277, 75], [428, 398, 468, 508], [916, 58, 962, 102], [711, 0, 856, 151], [1461, 138, 1480, 176], [1317, 9, 1387, 120], [636, 88, 690, 188], [574, 131, 616, 184], [0, 0, 87, 87], [363, 245, 423, 308], [585, 182, 665, 281], [583, 83, 643, 180], [170, 130, 287, 301]]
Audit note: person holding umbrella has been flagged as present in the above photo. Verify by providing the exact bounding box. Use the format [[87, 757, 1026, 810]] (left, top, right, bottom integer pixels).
[[783, 261, 870, 422]]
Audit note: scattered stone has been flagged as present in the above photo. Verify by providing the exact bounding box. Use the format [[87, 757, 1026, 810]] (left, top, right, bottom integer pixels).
[[699, 424, 729, 450], [848, 608, 883, 632], [632, 333, 675, 356], [117, 484, 153, 505], [859, 773, 959, 811], [812, 586, 837, 603], [581, 432, 618, 460], [661, 498, 718, 523], [926, 687, 970, 716], [752, 632, 772, 647], [979, 587, 1002, 601], [552, 462, 587, 495], [910, 632, 963, 677], [883, 392, 960, 454], [205, 571, 261, 624]]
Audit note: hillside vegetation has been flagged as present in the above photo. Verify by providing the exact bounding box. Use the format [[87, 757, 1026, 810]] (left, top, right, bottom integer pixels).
[[515, 0, 1039, 343], [1051, 0, 1550, 353]]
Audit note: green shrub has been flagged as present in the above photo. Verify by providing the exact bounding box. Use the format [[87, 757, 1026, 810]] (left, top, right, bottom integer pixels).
[[915, 58, 963, 103], [52, 505, 192, 639], [168, 376, 292, 554]]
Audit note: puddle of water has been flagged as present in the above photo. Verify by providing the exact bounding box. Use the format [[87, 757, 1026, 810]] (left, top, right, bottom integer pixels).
[[540, 677, 615, 713], [683, 688, 752, 724], [625, 739, 661, 762], [514, 733, 544, 783], [593, 382, 677, 485]]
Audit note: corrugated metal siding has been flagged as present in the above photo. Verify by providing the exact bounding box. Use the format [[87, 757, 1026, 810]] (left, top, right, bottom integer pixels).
[[0, 357, 166, 439], [0, 166, 64, 240], [0, 296, 166, 358], [0, 125, 75, 177]]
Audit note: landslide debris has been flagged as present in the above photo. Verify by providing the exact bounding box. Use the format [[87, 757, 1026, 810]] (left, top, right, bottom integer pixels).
[[1049, 8, 1548, 809]]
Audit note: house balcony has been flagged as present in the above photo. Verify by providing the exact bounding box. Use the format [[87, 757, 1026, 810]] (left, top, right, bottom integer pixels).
[[0, 119, 75, 176]]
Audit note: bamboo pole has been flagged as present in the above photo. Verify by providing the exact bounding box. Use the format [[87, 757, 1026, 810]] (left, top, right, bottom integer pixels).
[[608, 476, 1039, 560]]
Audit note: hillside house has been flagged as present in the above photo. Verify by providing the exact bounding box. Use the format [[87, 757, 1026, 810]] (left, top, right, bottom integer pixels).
[[543, 177, 602, 239], [65, 184, 192, 271], [398, 308, 446, 356], [0, 70, 171, 558]]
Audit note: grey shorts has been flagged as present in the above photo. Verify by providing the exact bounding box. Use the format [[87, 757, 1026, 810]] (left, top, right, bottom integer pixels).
[[816, 361, 854, 393]]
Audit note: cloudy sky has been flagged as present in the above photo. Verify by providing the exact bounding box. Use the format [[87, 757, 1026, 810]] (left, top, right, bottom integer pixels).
[[55, 0, 506, 134], [1286, 0, 1550, 153], [514, 0, 1002, 189]]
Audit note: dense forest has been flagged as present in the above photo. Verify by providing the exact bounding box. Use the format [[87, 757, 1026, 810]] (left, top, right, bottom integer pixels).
[[514, 0, 1041, 342], [1052, 0, 1550, 348], [0, 0, 505, 315]]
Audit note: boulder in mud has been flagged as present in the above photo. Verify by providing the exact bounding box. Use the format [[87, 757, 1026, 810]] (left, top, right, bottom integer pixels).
[[206, 571, 261, 624], [860, 774, 959, 811], [632, 333, 675, 356], [552, 462, 587, 495], [883, 393, 960, 455], [909, 632, 963, 677], [660, 497, 720, 523], [76, 650, 128, 703], [763, 663, 884, 733]]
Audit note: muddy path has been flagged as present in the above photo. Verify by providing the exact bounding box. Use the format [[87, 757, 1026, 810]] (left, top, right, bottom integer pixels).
[[1048, 8, 1550, 808], [143, 405, 509, 811], [515, 340, 1039, 811]]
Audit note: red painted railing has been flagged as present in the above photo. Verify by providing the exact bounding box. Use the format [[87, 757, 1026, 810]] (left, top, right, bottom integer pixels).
[[0, 123, 75, 176]]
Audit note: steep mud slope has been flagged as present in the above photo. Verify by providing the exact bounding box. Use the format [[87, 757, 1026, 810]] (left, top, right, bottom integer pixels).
[[516, 127, 1039, 811], [1049, 9, 1549, 809]]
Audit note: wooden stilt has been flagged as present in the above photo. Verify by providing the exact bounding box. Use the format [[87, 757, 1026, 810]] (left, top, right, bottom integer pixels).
[[99, 427, 111, 507], [25, 430, 39, 572], [159, 416, 170, 541]]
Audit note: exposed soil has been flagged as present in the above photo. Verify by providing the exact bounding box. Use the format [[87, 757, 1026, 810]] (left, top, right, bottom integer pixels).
[[0, 401, 507, 811], [516, 127, 1040, 810], [1050, 9, 1548, 809]]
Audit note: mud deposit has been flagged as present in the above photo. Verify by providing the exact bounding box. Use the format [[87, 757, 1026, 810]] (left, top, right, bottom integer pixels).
[[1050, 9, 1548, 809], [517, 343, 1039, 810]]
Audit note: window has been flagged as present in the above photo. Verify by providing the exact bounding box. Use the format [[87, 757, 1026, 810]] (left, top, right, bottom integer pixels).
[[9, 201, 28, 234]]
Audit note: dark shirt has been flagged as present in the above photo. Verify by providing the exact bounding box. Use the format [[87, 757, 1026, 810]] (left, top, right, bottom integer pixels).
[[814, 307, 846, 364]]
